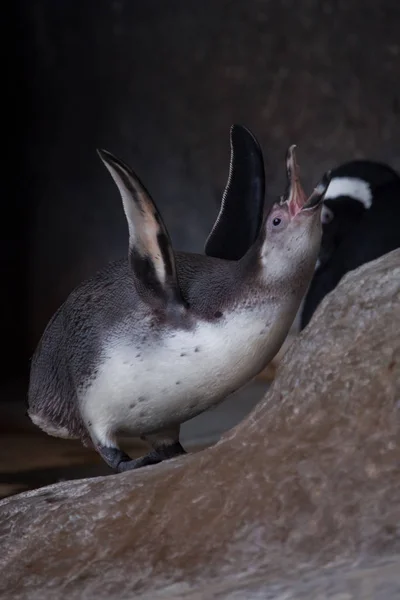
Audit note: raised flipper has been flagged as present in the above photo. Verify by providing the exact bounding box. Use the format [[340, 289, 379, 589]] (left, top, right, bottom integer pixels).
[[98, 149, 184, 308], [205, 124, 266, 260]]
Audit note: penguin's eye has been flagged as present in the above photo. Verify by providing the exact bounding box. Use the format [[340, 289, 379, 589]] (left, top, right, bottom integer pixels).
[[321, 205, 334, 225], [268, 209, 288, 233]]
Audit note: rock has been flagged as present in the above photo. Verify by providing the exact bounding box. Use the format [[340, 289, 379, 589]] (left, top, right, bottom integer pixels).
[[1, 250, 399, 600]]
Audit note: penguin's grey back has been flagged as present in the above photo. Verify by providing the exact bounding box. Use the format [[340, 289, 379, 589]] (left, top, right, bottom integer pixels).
[[28, 304, 85, 440], [28, 259, 142, 440]]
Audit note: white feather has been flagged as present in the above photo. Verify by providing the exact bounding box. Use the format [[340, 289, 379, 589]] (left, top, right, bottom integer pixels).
[[324, 176, 372, 208], [82, 304, 296, 446]]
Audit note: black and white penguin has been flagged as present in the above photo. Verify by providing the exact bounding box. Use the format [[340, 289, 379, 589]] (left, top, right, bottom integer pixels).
[[300, 159, 400, 329], [28, 126, 326, 472]]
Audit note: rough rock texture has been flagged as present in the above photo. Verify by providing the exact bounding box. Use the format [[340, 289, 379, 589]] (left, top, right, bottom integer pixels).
[[1, 250, 400, 599]]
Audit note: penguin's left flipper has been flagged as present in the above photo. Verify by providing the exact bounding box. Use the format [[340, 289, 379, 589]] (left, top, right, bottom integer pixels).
[[205, 124, 266, 261]]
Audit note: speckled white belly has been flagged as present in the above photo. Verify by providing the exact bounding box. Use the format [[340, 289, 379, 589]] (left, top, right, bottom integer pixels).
[[82, 304, 296, 445]]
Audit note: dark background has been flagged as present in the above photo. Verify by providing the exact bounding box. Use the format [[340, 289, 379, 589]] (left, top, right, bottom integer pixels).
[[4, 0, 400, 391]]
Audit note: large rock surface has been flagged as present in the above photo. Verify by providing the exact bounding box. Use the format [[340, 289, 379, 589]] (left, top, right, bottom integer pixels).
[[1, 250, 400, 599]]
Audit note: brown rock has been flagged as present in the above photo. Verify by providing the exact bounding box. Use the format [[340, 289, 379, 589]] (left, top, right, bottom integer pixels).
[[1, 250, 400, 599]]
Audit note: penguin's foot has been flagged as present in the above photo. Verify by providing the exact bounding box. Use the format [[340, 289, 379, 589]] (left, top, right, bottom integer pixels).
[[97, 445, 161, 472], [97, 441, 186, 473], [141, 426, 186, 462], [153, 441, 187, 460]]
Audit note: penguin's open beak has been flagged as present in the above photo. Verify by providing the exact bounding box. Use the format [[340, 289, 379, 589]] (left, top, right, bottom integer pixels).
[[285, 145, 308, 217], [283, 146, 329, 216]]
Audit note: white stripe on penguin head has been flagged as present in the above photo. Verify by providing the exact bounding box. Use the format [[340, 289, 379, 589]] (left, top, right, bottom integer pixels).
[[324, 176, 373, 209]]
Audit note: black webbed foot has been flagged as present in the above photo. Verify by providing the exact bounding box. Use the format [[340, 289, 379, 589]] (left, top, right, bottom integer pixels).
[[97, 442, 186, 473]]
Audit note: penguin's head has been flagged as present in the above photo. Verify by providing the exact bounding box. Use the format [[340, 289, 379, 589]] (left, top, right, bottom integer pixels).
[[260, 146, 328, 283], [316, 160, 400, 270]]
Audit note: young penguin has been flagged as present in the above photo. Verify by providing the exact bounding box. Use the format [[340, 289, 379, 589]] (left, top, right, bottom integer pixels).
[[28, 130, 326, 472], [300, 159, 400, 329]]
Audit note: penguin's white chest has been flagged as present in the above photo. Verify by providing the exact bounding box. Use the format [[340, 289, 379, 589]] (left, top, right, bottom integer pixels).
[[82, 306, 292, 444]]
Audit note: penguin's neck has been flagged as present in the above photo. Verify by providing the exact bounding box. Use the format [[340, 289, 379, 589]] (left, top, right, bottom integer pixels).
[[175, 246, 291, 321]]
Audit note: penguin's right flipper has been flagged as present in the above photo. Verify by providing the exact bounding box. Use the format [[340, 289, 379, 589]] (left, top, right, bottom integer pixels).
[[98, 149, 183, 307], [205, 124, 266, 261]]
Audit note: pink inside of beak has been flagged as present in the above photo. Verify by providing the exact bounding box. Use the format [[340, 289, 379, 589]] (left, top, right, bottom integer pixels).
[[286, 145, 308, 217], [288, 185, 308, 217]]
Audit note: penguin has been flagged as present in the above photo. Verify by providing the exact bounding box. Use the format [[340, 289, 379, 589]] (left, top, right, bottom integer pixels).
[[300, 159, 400, 329], [28, 126, 326, 472]]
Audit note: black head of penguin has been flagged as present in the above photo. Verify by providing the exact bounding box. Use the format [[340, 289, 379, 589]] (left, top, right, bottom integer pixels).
[[317, 159, 400, 270], [300, 161, 400, 330]]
